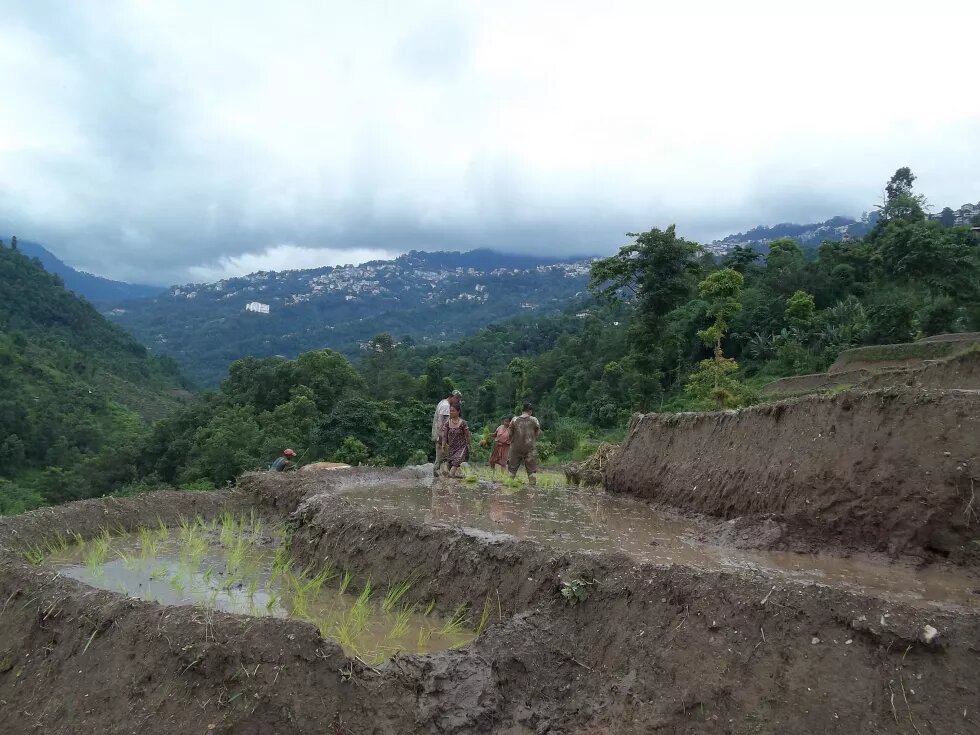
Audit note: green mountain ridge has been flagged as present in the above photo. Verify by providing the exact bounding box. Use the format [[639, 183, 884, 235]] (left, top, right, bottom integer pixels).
[[0, 245, 188, 513], [12, 238, 161, 302]]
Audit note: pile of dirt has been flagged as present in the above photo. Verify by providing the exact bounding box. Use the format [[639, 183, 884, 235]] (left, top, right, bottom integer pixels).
[[563, 443, 618, 487], [2, 475, 978, 734], [606, 389, 980, 563]]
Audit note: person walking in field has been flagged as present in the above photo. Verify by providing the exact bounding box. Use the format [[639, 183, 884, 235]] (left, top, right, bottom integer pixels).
[[431, 390, 462, 477], [488, 416, 512, 473], [441, 403, 471, 478], [508, 403, 541, 485]]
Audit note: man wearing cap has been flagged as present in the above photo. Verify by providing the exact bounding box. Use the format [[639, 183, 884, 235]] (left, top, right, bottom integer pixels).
[[431, 390, 462, 477], [270, 448, 297, 472]]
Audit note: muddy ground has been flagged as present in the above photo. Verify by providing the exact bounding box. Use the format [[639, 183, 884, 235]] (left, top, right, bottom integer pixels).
[[607, 389, 980, 565], [0, 461, 978, 734]]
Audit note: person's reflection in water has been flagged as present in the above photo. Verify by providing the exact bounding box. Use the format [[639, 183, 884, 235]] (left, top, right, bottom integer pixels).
[[427, 481, 462, 524], [486, 485, 533, 538]]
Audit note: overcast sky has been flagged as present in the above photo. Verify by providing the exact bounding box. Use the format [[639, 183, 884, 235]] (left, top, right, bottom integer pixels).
[[1, 0, 978, 285]]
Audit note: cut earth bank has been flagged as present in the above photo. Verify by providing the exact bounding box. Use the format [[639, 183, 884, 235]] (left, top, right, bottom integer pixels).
[[0, 388, 978, 734]]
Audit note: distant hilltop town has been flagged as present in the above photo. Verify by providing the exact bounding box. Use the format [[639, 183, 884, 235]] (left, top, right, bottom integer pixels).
[[164, 255, 592, 307], [706, 201, 980, 256]]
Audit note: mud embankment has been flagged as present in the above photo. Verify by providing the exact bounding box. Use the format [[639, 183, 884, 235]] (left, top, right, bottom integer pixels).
[[1, 475, 979, 733], [761, 347, 980, 397], [606, 389, 980, 562], [859, 349, 980, 391]]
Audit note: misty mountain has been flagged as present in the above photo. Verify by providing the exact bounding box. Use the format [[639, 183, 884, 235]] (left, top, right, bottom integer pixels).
[[705, 215, 877, 255], [105, 249, 594, 386], [12, 239, 161, 303]]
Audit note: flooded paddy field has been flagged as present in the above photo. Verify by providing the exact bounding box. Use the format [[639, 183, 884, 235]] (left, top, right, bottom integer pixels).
[[340, 478, 980, 611], [41, 511, 476, 663]]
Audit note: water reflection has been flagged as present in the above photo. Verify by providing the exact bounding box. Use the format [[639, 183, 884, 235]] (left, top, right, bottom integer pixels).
[[343, 481, 980, 611]]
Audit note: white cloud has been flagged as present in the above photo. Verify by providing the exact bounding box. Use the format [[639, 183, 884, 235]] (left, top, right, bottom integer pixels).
[[187, 244, 397, 282], [0, 0, 977, 285]]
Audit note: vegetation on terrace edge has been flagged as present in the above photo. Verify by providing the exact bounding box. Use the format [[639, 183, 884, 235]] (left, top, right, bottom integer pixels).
[[1, 168, 978, 514]]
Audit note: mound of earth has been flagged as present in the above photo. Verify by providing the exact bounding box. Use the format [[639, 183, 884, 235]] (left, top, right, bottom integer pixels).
[[606, 389, 980, 564], [762, 346, 980, 397]]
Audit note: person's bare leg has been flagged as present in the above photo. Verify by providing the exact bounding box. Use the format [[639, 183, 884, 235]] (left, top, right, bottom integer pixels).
[[434, 441, 445, 477]]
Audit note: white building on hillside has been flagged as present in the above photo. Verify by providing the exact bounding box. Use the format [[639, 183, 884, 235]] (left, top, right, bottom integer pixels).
[[245, 301, 270, 314]]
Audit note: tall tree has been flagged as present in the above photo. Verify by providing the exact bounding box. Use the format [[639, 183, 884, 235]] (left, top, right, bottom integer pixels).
[[589, 225, 702, 406], [686, 268, 746, 409]]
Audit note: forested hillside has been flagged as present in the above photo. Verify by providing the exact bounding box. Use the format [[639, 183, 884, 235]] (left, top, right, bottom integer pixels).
[[106, 249, 593, 386], [0, 246, 188, 513], [14, 238, 161, 302]]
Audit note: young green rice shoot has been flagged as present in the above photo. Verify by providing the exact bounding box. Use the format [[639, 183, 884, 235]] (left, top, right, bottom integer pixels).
[[338, 570, 353, 594], [475, 594, 494, 636], [382, 580, 413, 613], [439, 603, 469, 636]]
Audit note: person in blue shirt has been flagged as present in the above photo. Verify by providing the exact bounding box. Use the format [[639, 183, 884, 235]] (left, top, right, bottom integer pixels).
[[270, 448, 297, 472]]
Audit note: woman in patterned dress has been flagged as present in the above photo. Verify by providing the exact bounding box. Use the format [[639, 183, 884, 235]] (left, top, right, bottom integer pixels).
[[440, 404, 471, 478]]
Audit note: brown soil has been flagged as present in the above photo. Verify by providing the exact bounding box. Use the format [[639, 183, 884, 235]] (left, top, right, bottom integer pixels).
[[606, 389, 980, 564], [760, 369, 871, 397], [2, 422, 980, 735], [859, 350, 980, 392], [1, 474, 979, 734]]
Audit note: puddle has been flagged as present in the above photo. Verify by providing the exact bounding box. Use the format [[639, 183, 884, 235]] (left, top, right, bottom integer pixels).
[[341, 482, 980, 611], [46, 515, 475, 662]]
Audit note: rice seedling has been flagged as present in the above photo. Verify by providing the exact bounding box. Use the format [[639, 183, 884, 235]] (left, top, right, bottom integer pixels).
[[302, 565, 335, 599], [169, 573, 186, 597], [22, 545, 45, 565], [84, 530, 113, 572], [475, 594, 494, 636], [265, 592, 280, 613], [219, 511, 237, 548], [439, 604, 468, 636], [246, 576, 259, 601], [348, 580, 373, 635], [115, 549, 138, 571], [382, 580, 413, 613], [338, 570, 353, 595], [416, 625, 432, 651], [137, 527, 160, 559], [423, 599, 436, 616], [386, 604, 414, 642], [71, 531, 86, 549]]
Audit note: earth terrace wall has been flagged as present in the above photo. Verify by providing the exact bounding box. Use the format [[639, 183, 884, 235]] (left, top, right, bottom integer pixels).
[[606, 389, 980, 561], [0, 480, 979, 732], [268, 488, 980, 734]]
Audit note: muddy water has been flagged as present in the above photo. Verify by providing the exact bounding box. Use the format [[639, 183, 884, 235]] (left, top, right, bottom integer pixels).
[[341, 481, 980, 611], [49, 531, 473, 661]]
